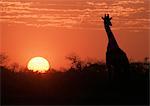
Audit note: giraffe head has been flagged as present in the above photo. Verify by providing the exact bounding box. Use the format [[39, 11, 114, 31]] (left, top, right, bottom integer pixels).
[[102, 14, 112, 26]]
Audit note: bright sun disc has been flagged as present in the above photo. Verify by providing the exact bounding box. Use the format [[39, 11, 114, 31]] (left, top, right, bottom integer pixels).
[[27, 57, 50, 73]]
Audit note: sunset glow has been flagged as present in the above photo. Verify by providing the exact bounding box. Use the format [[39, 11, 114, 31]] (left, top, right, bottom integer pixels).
[[27, 57, 50, 72]]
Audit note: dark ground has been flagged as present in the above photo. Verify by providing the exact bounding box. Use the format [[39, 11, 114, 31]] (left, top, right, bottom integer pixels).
[[1, 63, 149, 105]]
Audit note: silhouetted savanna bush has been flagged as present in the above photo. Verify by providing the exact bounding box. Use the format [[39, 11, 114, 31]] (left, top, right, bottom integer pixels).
[[129, 62, 149, 80], [0, 53, 9, 67], [1, 60, 149, 105]]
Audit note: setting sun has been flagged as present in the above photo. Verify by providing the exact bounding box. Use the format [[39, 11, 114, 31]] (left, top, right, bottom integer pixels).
[[27, 57, 50, 72]]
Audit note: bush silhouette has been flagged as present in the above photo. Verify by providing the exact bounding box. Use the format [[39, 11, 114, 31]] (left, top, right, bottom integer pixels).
[[1, 59, 149, 105]]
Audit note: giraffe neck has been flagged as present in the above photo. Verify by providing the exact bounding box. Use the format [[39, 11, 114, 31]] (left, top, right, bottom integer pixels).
[[104, 25, 119, 50]]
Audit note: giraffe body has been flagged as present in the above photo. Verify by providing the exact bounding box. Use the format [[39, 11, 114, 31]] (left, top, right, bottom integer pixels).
[[102, 14, 129, 80]]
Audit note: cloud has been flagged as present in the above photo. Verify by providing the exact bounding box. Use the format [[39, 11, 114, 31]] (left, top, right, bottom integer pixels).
[[0, 0, 149, 30], [113, 0, 144, 5]]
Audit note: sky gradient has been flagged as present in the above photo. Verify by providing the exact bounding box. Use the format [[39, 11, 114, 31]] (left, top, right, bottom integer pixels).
[[0, 0, 150, 69]]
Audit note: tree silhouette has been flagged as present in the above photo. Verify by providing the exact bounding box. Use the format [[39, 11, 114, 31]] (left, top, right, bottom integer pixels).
[[0, 53, 9, 67], [66, 54, 83, 71]]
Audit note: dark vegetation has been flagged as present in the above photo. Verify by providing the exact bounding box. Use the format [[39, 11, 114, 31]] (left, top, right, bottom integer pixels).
[[0, 54, 149, 105]]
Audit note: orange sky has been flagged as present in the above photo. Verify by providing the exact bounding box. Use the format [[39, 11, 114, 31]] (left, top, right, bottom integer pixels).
[[0, 0, 149, 69]]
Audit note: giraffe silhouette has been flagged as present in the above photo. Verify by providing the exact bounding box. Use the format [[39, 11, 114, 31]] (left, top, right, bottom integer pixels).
[[102, 14, 130, 80]]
